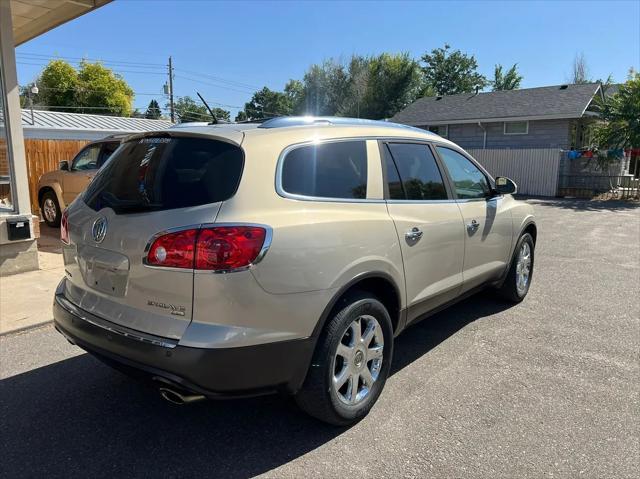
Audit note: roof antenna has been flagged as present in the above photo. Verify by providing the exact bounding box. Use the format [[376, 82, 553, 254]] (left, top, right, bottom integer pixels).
[[196, 91, 220, 124], [474, 85, 480, 95]]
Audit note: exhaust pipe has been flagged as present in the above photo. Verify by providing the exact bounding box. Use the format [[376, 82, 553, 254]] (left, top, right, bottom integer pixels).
[[159, 387, 206, 405]]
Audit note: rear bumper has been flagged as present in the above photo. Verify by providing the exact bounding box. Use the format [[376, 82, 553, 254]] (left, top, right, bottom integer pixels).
[[53, 291, 315, 397]]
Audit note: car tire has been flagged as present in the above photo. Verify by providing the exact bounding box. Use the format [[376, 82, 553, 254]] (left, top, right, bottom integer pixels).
[[497, 232, 535, 302], [41, 191, 62, 227], [295, 291, 394, 426]]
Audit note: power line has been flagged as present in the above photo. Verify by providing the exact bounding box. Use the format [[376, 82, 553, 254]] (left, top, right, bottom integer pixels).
[[173, 68, 261, 90], [17, 51, 165, 68], [173, 94, 242, 110], [16, 61, 167, 75], [16, 54, 261, 93], [27, 85, 164, 97], [174, 74, 255, 94]]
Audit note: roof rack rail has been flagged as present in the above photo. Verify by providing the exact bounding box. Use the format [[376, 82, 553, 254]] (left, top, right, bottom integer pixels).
[[257, 116, 432, 133]]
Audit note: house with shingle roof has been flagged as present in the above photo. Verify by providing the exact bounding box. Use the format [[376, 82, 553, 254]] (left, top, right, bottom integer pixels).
[[391, 83, 605, 150]]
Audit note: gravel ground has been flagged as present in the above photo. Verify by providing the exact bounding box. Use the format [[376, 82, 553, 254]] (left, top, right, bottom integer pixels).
[[1, 198, 638, 478]]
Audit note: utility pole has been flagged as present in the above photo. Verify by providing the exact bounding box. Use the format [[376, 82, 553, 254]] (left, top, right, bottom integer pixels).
[[168, 56, 175, 123]]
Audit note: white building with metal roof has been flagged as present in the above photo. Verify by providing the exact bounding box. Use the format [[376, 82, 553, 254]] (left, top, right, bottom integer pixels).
[[4, 109, 174, 141]]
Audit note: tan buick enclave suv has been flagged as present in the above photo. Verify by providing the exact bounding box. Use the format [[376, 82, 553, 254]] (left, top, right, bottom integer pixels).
[[53, 117, 536, 425]]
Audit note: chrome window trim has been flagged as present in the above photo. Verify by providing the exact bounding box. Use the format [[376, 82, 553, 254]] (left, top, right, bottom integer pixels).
[[142, 222, 273, 274], [275, 136, 436, 204], [386, 199, 458, 205]]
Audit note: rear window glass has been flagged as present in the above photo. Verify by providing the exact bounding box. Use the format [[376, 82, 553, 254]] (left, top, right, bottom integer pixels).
[[84, 136, 243, 214], [281, 141, 367, 199]]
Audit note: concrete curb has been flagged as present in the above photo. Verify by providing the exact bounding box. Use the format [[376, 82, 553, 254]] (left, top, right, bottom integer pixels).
[[0, 319, 53, 337]]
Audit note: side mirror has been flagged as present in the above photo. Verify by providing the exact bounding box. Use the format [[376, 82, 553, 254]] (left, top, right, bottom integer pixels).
[[59, 160, 69, 171], [495, 176, 518, 195]]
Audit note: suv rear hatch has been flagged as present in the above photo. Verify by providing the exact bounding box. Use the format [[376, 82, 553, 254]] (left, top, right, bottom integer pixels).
[[61, 133, 244, 340]]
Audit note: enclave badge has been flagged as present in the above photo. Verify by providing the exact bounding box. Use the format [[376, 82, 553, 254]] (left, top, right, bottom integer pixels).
[[92, 216, 107, 243]]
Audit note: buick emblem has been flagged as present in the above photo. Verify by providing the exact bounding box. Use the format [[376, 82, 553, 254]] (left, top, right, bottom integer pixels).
[[92, 217, 108, 243]]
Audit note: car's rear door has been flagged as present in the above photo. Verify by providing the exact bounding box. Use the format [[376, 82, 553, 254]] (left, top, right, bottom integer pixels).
[[62, 133, 245, 340], [381, 141, 465, 323], [435, 146, 512, 292]]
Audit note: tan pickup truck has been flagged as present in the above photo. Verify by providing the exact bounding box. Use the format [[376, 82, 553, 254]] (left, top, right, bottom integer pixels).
[[38, 136, 124, 226]]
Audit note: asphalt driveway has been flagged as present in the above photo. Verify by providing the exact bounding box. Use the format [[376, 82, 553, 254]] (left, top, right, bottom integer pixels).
[[1, 198, 638, 478]]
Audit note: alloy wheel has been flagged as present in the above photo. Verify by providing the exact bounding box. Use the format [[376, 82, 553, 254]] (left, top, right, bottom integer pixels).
[[43, 198, 57, 223], [516, 242, 532, 295], [332, 315, 384, 405]]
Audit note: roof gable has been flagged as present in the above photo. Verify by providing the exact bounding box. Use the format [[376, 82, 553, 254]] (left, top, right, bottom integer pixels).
[[391, 83, 602, 125]]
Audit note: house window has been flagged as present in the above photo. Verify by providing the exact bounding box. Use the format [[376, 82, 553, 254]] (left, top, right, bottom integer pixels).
[[427, 125, 448, 137], [504, 121, 528, 135]]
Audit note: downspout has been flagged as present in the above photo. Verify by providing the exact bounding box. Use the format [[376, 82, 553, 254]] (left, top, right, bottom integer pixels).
[[477, 122, 487, 149]]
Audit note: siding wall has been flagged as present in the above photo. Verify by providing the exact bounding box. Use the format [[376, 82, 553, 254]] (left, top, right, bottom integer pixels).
[[429, 119, 572, 150], [468, 148, 561, 197]]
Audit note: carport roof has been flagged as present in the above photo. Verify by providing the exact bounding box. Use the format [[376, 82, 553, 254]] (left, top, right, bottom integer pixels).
[[10, 0, 112, 46], [391, 83, 604, 126], [1, 109, 173, 132]]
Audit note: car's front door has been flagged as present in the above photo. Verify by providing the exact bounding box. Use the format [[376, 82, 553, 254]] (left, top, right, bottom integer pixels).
[[381, 141, 465, 324], [62, 143, 102, 204], [435, 146, 513, 292]]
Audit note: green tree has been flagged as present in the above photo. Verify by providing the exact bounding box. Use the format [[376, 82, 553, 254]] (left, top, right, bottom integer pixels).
[[301, 60, 350, 116], [173, 96, 209, 122], [235, 110, 248, 122], [34, 59, 134, 115], [76, 60, 134, 116], [284, 79, 305, 115], [36, 59, 78, 110], [173, 96, 230, 123], [144, 99, 161, 119], [421, 44, 487, 95], [243, 86, 292, 119], [492, 64, 523, 91], [359, 53, 424, 119], [593, 73, 640, 150], [210, 107, 231, 122]]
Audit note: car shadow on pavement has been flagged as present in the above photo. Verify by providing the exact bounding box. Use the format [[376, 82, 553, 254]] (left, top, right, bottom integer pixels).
[[0, 293, 511, 478]]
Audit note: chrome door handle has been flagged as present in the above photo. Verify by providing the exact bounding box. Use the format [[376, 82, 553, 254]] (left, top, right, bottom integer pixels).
[[467, 219, 480, 232], [405, 227, 423, 242]]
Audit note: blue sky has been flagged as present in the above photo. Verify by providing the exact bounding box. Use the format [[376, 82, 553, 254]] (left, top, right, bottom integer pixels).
[[16, 0, 640, 118]]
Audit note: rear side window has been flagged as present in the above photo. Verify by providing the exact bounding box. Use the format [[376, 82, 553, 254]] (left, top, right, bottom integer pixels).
[[383, 143, 447, 200], [84, 136, 243, 214], [281, 140, 367, 200]]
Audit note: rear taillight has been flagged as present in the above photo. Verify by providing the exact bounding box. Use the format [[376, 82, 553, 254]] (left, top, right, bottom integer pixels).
[[61, 210, 70, 245], [146, 228, 198, 269], [145, 226, 268, 271], [195, 226, 266, 270]]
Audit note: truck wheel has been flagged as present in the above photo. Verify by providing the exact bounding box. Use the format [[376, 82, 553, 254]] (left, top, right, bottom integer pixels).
[[295, 291, 393, 426], [41, 191, 62, 227]]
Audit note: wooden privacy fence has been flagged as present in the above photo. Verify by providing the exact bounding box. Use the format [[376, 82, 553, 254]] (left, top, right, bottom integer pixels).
[[467, 148, 561, 197], [21, 139, 88, 215]]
